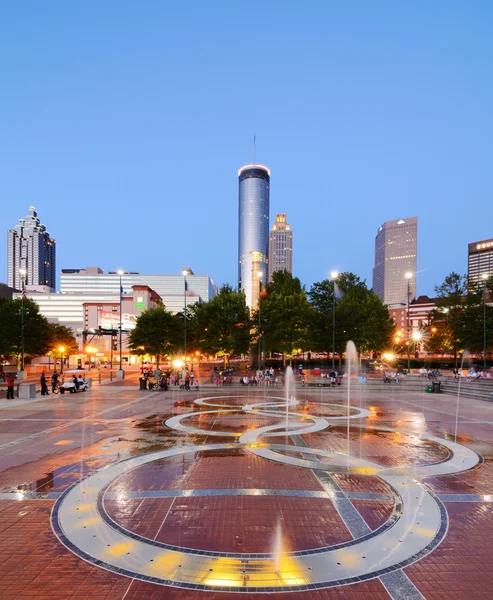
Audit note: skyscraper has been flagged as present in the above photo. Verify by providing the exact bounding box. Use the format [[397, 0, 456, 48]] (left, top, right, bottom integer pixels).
[[8, 206, 56, 291], [268, 213, 292, 282], [372, 216, 417, 305], [238, 164, 270, 308], [468, 237, 493, 286]]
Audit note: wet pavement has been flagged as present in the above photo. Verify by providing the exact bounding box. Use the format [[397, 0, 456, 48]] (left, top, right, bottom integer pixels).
[[0, 382, 492, 598]]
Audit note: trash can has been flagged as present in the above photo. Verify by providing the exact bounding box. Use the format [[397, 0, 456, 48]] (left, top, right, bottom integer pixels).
[[139, 378, 147, 390], [432, 381, 441, 393], [426, 385, 433, 393]]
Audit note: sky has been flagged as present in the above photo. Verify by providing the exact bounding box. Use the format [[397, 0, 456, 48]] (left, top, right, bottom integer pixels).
[[1, 1, 492, 297]]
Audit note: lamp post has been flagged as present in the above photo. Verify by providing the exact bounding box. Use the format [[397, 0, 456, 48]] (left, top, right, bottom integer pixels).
[[482, 273, 488, 372], [182, 268, 192, 365], [117, 270, 125, 379], [330, 271, 339, 371], [405, 272, 413, 372], [59, 346, 65, 375], [19, 267, 26, 375], [257, 271, 263, 370]]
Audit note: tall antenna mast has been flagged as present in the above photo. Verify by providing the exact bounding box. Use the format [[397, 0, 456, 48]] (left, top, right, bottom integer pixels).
[[253, 132, 256, 164]]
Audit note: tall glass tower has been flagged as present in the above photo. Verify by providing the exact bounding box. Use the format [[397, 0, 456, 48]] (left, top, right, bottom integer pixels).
[[238, 164, 270, 308], [8, 206, 56, 291], [372, 216, 418, 305]]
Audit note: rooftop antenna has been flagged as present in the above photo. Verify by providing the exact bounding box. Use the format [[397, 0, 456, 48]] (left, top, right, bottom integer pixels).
[[253, 132, 256, 164]]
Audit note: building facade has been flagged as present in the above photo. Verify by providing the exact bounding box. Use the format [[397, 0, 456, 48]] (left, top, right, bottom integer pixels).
[[60, 267, 216, 312], [8, 206, 56, 290], [372, 216, 418, 305], [268, 213, 292, 282], [468, 238, 493, 286], [13, 285, 162, 360], [238, 165, 270, 308]]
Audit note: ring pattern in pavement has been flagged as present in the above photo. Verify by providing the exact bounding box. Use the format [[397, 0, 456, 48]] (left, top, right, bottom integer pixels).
[[51, 394, 480, 592]]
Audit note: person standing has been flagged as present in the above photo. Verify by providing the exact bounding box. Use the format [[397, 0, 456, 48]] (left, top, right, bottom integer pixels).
[[6, 374, 15, 399], [40, 373, 49, 395]]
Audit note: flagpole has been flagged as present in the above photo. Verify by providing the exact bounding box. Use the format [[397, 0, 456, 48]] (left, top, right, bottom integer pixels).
[[182, 269, 192, 365], [117, 269, 124, 379], [20, 269, 26, 372]]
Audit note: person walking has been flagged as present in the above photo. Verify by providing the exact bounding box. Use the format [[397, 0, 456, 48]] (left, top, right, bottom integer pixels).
[[40, 373, 49, 395], [6, 374, 15, 399]]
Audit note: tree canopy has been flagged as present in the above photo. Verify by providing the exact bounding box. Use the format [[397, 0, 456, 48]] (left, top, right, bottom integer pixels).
[[256, 271, 313, 362], [0, 298, 52, 366], [128, 306, 182, 367], [188, 285, 251, 365], [309, 273, 394, 360]]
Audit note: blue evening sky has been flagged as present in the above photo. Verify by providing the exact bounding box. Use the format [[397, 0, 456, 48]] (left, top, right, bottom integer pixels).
[[1, 1, 492, 297]]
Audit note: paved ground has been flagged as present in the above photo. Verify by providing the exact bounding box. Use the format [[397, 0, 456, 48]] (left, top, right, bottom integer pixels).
[[0, 376, 492, 599]]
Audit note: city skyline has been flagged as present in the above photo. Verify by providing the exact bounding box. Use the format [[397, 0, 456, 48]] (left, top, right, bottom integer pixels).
[[2, 3, 492, 297]]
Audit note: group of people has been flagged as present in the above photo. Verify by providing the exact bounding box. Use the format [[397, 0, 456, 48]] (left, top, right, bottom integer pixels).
[[383, 371, 400, 383], [418, 367, 442, 379]]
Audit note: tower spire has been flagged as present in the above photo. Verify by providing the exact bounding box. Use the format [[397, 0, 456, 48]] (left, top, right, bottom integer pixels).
[[253, 132, 256, 164]]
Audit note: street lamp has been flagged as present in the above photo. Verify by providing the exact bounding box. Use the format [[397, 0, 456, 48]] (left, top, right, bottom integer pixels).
[[19, 267, 26, 375], [59, 346, 65, 375], [182, 268, 192, 363], [330, 271, 339, 371], [405, 272, 413, 372], [117, 269, 125, 379], [482, 273, 489, 371], [257, 271, 263, 370]]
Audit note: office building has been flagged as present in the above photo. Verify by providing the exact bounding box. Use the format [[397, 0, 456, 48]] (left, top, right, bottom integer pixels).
[[60, 267, 216, 312], [268, 213, 292, 282], [372, 216, 418, 305], [8, 206, 56, 291], [14, 285, 161, 362], [468, 238, 493, 286], [238, 164, 270, 308]]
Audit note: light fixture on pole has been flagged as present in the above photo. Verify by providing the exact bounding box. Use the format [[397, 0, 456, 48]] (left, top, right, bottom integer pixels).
[[482, 273, 489, 372], [59, 346, 65, 375], [182, 268, 192, 364], [117, 270, 125, 380], [257, 271, 263, 370], [405, 272, 413, 372], [330, 271, 339, 371], [19, 267, 27, 375]]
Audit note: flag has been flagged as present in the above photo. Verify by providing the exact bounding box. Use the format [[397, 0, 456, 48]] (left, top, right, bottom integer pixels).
[[22, 286, 26, 299], [484, 287, 491, 303], [334, 283, 343, 300], [184, 280, 188, 292]]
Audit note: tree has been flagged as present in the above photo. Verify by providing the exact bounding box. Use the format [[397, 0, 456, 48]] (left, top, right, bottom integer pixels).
[[128, 306, 182, 367], [459, 276, 493, 358], [0, 298, 52, 367], [428, 273, 468, 365], [309, 273, 394, 361], [188, 285, 251, 366], [257, 271, 313, 364], [47, 324, 79, 371]]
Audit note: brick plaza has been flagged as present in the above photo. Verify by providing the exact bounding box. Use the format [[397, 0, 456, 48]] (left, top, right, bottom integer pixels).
[[0, 372, 492, 599]]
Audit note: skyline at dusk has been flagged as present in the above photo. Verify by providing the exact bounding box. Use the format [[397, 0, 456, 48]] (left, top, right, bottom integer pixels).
[[2, 2, 492, 296]]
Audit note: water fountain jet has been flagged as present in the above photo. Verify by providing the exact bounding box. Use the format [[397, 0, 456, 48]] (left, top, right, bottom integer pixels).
[[345, 341, 359, 468], [273, 519, 283, 575]]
